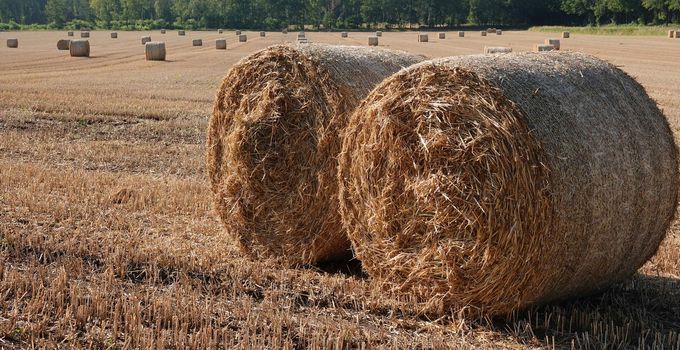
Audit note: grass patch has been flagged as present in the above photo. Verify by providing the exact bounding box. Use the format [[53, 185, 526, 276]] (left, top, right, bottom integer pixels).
[[529, 24, 676, 36]]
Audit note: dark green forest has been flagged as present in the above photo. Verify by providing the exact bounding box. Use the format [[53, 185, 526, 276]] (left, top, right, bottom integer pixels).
[[2, 0, 680, 30]]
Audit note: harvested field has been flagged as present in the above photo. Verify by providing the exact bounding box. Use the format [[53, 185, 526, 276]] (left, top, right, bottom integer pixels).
[[2, 30, 680, 349]]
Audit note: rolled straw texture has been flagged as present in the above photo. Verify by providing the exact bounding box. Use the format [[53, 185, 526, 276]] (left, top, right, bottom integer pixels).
[[207, 44, 424, 266], [338, 52, 679, 316]]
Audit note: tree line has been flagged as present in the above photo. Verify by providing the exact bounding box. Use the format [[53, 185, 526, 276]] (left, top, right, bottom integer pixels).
[[1, 0, 680, 30]]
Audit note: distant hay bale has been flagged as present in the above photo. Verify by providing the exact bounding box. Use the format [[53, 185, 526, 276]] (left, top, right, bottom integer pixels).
[[57, 39, 70, 50], [141, 36, 151, 44], [239, 34, 247, 42], [178, 30, 185, 36], [207, 44, 424, 266], [260, 31, 266, 37], [563, 31, 570, 38], [192, 39, 203, 46], [298, 31, 305, 38], [236, 30, 241, 35], [458, 31, 465, 37], [376, 31, 382, 37], [216, 38, 227, 49], [67, 31, 74, 37], [338, 52, 679, 317], [6, 38, 17, 48], [161, 29, 166, 34], [545, 38, 560, 50], [675, 31, 680, 38], [669, 30, 675, 38], [481, 31, 487, 36], [496, 29, 502, 35], [69, 39, 90, 57], [145, 41, 166, 61], [341, 32, 348, 38], [218, 29, 223, 34], [283, 29, 288, 34], [534, 44, 555, 52], [368, 36, 379, 46], [81, 31, 90, 38], [487, 28, 496, 33], [418, 33, 429, 42], [438, 32, 446, 39], [484, 46, 512, 54], [111, 32, 118, 39]]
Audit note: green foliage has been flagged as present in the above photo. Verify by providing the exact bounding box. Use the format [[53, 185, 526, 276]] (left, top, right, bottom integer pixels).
[[0, 0, 679, 30]]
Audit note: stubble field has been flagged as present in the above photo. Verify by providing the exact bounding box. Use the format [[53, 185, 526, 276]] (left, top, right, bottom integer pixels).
[[1, 30, 680, 349]]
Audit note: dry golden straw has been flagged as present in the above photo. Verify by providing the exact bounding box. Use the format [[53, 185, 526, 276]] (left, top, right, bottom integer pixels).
[[207, 44, 424, 266], [338, 52, 679, 316]]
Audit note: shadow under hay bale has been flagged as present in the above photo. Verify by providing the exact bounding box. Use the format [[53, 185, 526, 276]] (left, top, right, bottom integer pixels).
[[206, 44, 424, 266], [338, 52, 678, 317]]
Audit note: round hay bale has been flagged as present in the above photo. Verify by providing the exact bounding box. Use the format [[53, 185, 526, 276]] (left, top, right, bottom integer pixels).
[[69, 39, 90, 57], [341, 32, 348, 38], [216, 39, 227, 50], [111, 32, 118, 39], [145, 41, 166, 61], [484, 46, 512, 54], [480, 31, 487, 36], [563, 31, 570, 38], [81, 31, 90, 38], [675, 31, 680, 39], [338, 52, 679, 316], [178, 30, 185, 36], [376, 31, 382, 37], [218, 29, 223, 34], [545, 38, 560, 50], [486, 28, 496, 33], [418, 33, 429, 42], [193, 38, 203, 46], [260, 31, 266, 37], [161, 29, 166, 34], [496, 29, 502, 35], [458, 31, 465, 37], [438, 32, 445, 39], [534, 44, 554, 52], [236, 30, 242, 35], [368, 36, 379, 46], [67, 31, 74, 37], [283, 29, 288, 34], [6, 38, 18, 48], [57, 39, 70, 50], [298, 31, 305, 38], [141, 36, 151, 44], [206, 44, 424, 266], [238, 34, 247, 42]]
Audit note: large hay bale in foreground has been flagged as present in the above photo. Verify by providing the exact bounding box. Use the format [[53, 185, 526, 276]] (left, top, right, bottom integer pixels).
[[216, 39, 227, 49], [338, 52, 679, 316], [207, 44, 424, 266], [6, 38, 18, 48], [69, 39, 90, 57], [57, 39, 70, 50], [145, 41, 166, 61]]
